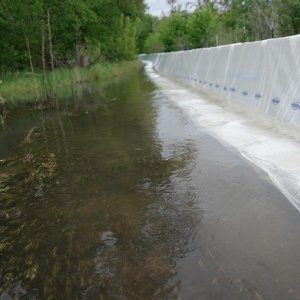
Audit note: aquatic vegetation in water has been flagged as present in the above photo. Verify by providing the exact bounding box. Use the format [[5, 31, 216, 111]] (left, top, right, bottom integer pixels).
[[196, 245, 266, 300], [21, 152, 57, 188], [0, 130, 60, 297], [88, 212, 180, 299], [0, 109, 10, 132], [0, 72, 276, 299]]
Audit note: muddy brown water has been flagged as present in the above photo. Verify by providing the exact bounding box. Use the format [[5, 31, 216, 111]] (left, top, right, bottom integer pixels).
[[0, 70, 300, 299]]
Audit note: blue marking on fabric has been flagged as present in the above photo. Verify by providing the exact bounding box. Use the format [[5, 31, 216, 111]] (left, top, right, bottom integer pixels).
[[272, 97, 280, 105], [255, 93, 262, 99], [242, 91, 248, 96], [291, 102, 300, 110]]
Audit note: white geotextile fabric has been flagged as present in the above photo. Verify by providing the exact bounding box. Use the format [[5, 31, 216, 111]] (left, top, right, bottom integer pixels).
[[140, 35, 300, 128], [142, 60, 300, 211]]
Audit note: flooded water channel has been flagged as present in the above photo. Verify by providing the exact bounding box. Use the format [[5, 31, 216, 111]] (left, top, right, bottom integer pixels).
[[1, 69, 300, 299]]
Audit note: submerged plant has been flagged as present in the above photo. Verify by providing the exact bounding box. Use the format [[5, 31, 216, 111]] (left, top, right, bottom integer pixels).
[[0, 108, 10, 132]]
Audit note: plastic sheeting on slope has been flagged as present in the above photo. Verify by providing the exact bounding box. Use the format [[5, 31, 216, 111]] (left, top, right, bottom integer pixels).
[[140, 35, 300, 129], [143, 61, 300, 211]]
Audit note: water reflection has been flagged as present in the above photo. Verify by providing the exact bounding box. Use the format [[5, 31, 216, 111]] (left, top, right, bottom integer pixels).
[[0, 71, 203, 299], [3, 69, 300, 300]]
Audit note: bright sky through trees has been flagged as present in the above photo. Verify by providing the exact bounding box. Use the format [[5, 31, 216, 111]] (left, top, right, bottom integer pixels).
[[146, 0, 197, 16]]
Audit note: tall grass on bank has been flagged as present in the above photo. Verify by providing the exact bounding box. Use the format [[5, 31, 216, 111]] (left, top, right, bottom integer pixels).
[[0, 61, 142, 105]]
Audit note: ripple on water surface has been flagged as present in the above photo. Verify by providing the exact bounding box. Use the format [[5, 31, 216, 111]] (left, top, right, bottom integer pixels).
[[0, 69, 300, 299]]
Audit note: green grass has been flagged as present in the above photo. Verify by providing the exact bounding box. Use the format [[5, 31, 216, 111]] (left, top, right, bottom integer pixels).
[[0, 60, 142, 104]]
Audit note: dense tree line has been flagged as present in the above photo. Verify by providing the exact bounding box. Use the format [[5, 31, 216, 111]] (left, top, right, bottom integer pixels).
[[1, 0, 300, 71], [0, 0, 150, 71], [144, 0, 300, 53]]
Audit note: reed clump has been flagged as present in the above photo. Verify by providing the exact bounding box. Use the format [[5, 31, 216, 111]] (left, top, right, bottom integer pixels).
[[0, 61, 142, 105]]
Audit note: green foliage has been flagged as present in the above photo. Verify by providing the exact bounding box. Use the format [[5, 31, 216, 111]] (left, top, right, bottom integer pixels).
[[143, 33, 165, 53], [187, 6, 219, 48], [0, 0, 43, 70], [116, 15, 139, 60], [137, 14, 159, 53], [159, 13, 188, 51], [0, 0, 147, 71], [46, 0, 99, 61], [221, 0, 299, 42], [1, 0, 300, 70], [277, 0, 300, 35], [142, 0, 300, 54]]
